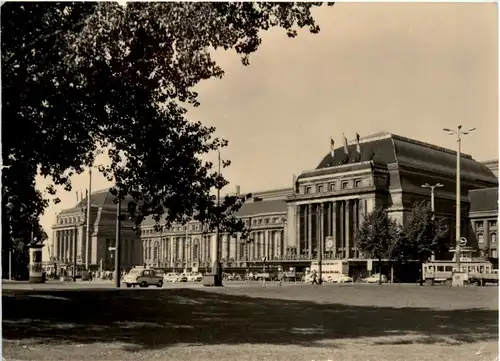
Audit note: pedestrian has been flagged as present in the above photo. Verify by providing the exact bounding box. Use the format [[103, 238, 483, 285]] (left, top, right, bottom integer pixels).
[[311, 270, 319, 285], [278, 270, 284, 287]]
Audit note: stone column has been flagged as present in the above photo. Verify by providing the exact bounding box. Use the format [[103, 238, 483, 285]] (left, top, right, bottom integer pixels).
[[295, 205, 301, 256], [287, 204, 297, 254], [353, 199, 358, 258], [230, 235, 236, 260], [277, 230, 282, 258], [221, 234, 227, 261], [56, 231, 60, 261], [67, 229, 72, 262], [264, 231, 268, 258], [332, 202, 337, 258], [61, 231, 65, 263], [339, 201, 344, 258], [320, 203, 325, 258], [200, 236, 204, 262], [345, 200, 351, 259], [308, 204, 313, 257]]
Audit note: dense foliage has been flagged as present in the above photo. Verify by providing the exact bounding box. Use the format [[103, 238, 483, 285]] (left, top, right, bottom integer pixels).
[[356, 202, 449, 284], [2, 2, 331, 272], [357, 207, 399, 262], [398, 201, 449, 261]]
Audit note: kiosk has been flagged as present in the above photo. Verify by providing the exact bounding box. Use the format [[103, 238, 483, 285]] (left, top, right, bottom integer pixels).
[[29, 242, 46, 283]]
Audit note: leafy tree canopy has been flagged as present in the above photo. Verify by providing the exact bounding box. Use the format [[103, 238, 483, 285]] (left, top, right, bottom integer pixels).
[[2, 2, 332, 247], [398, 201, 449, 262], [357, 207, 400, 262]]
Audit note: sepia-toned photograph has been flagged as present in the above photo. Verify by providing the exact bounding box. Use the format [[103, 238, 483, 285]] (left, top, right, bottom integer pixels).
[[1, 2, 498, 361]]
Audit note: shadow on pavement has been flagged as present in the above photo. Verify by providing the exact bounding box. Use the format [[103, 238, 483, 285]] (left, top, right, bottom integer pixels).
[[2, 288, 498, 351]]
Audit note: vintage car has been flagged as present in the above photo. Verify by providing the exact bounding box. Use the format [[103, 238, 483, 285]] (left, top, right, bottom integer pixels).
[[123, 268, 164, 288]]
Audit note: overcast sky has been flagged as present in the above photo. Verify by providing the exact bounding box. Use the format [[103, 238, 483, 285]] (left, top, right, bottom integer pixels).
[[37, 2, 498, 258]]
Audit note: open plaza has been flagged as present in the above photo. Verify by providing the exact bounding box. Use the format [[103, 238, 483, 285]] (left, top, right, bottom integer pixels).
[[2, 282, 498, 361]]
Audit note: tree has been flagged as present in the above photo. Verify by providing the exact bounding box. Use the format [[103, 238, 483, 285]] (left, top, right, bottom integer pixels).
[[399, 201, 449, 285], [2, 2, 332, 268], [357, 207, 399, 284]]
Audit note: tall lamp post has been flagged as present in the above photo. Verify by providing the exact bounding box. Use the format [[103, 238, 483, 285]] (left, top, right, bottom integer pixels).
[[85, 168, 92, 270], [443, 125, 475, 272], [212, 149, 223, 286], [421, 183, 444, 220]]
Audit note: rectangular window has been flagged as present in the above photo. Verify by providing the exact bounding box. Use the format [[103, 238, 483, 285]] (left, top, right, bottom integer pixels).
[[489, 220, 497, 229], [491, 233, 497, 243], [437, 266, 444, 272], [329, 183, 336, 191], [317, 185, 323, 193], [476, 221, 484, 229], [355, 179, 362, 188], [478, 233, 484, 243], [342, 182, 348, 189], [305, 186, 311, 194], [445, 266, 453, 272]]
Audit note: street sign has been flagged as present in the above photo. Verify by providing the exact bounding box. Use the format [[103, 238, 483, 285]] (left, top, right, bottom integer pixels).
[[459, 237, 467, 247], [367, 259, 373, 271], [108, 247, 116, 251]]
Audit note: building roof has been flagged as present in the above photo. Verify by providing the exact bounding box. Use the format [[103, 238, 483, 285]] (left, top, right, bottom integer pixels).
[[234, 199, 287, 217], [311, 132, 497, 184], [59, 189, 135, 214], [469, 187, 498, 213], [139, 187, 291, 228]]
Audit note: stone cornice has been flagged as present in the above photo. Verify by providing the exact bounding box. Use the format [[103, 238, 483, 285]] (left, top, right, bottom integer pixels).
[[297, 161, 374, 180], [286, 185, 382, 203]]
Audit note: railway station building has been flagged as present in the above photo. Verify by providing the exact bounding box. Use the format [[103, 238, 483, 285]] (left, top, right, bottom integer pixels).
[[51, 132, 498, 273]]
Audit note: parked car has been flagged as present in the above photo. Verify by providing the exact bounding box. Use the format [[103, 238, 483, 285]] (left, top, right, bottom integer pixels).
[[362, 273, 388, 284], [124, 268, 164, 288], [164, 272, 187, 283], [325, 273, 353, 283], [186, 272, 203, 282]]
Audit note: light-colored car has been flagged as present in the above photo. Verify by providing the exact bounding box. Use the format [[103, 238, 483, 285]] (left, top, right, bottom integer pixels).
[[325, 273, 353, 283], [164, 272, 187, 283], [363, 273, 388, 284], [124, 268, 163, 288], [186, 272, 203, 282]]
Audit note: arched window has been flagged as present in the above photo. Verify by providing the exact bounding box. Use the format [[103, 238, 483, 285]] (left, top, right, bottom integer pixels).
[[491, 233, 497, 244]]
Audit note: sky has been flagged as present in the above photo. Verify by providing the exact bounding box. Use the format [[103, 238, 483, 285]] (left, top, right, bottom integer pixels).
[[36, 2, 498, 260]]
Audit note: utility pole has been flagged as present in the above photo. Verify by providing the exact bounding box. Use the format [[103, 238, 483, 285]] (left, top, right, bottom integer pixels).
[[212, 149, 222, 286], [114, 198, 122, 288], [443, 125, 475, 272], [318, 204, 324, 285], [73, 223, 77, 281], [85, 168, 92, 269], [421, 183, 444, 220]]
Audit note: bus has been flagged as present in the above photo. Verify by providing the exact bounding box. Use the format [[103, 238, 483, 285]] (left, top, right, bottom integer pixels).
[[309, 260, 351, 283]]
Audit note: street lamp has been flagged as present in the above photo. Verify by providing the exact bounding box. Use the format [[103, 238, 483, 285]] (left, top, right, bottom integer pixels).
[[421, 183, 444, 220], [443, 125, 476, 272], [212, 149, 223, 286]]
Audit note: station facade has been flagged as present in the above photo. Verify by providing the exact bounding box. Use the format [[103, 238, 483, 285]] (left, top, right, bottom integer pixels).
[[51, 132, 498, 272]]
